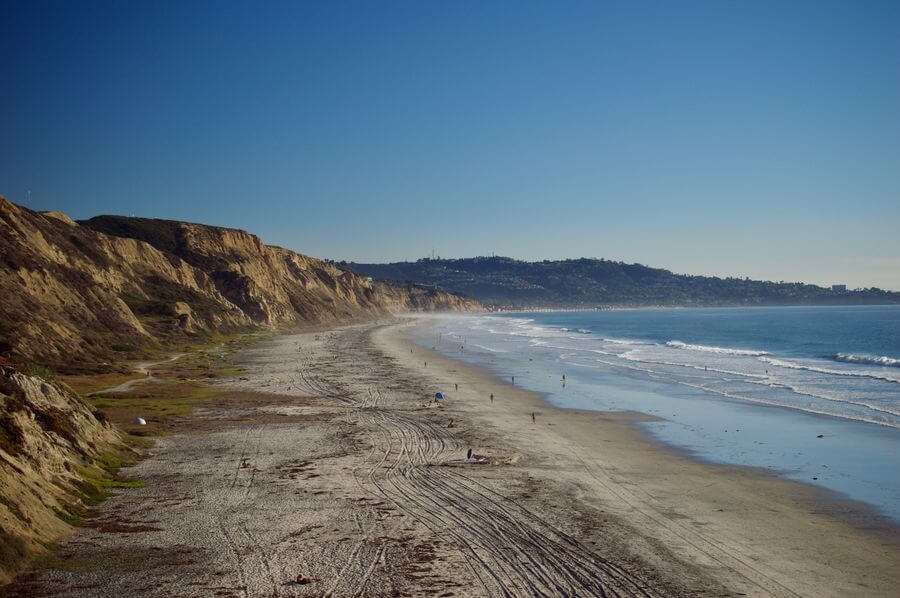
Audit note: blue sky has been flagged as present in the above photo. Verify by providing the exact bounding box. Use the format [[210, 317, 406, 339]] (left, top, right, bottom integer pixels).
[[2, 1, 898, 289]]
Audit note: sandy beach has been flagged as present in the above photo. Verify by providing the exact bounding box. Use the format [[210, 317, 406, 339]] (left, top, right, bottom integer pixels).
[[7, 319, 899, 597]]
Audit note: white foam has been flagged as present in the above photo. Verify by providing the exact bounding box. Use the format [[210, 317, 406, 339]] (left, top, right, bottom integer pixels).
[[590, 356, 900, 429], [470, 343, 507, 353], [426, 314, 900, 429], [835, 353, 900, 368], [665, 340, 769, 356], [619, 353, 768, 379], [600, 338, 646, 345], [760, 356, 900, 384], [747, 380, 900, 419]]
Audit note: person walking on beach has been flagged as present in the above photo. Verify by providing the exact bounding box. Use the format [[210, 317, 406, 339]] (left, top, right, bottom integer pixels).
[[490, 393, 494, 403], [511, 375, 515, 385], [531, 412, 536, 424], [455, 383, 458, 391]]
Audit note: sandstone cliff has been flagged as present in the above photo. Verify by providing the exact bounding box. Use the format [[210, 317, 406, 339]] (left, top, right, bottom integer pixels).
[[0, 197, 480, 370], [0, 362, 125, 583]]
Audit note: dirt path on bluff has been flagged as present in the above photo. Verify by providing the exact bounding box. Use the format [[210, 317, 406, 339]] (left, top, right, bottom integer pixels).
[[86, 353, 185, 396]]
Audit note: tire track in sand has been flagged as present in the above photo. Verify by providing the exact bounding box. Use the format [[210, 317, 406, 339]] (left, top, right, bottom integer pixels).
[[308, 328, 661, 597]]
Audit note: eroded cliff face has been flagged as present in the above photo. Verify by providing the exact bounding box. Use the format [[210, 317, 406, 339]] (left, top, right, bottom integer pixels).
[[0, 197, 480, 369], [374, 281, 483, 312], [0, 363, 125, 583]]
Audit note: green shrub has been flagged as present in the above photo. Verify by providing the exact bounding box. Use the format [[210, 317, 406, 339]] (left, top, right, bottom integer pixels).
[[22, 363, 55, 381], [54, 503, 85, 526]]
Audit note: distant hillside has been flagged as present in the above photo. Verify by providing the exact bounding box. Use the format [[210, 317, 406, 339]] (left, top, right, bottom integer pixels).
[[346, 257, 900, 308], [0, 198, 479, 371]]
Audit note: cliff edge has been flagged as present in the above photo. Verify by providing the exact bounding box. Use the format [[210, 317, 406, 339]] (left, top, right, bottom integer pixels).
[[0, 197, 480, 370]]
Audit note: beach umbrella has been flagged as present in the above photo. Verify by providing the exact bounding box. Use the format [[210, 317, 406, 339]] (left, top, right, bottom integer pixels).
[[434, 392, 444, 400]]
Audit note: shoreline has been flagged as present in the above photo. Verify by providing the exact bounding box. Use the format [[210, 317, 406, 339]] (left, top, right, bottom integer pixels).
[[410, 310, 900, 521], [5, 318, 898, 597], [385, 317, 900, 596]]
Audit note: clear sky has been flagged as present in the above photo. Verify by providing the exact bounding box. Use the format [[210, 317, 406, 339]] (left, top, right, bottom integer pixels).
[[2, 1, 898, 289]]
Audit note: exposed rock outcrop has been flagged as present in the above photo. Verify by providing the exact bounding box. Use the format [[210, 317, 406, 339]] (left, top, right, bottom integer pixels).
[[374, 281, 484, 312], [0, 363, 124, 584], [0, 197, 480, 370]]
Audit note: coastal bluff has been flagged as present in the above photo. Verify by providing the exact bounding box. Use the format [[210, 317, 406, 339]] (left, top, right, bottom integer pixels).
[[0, 196, 479, 370], [0, 362, 125, 584]]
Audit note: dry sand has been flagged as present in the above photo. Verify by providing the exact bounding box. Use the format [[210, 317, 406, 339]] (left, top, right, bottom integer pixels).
[[7, 320, 899, 597]]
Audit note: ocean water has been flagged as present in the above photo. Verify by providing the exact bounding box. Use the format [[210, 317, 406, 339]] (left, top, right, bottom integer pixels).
[[413, 306, 900, 522]]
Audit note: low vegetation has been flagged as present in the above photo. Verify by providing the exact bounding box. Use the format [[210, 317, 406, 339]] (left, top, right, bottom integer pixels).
[[0, 331, 260, 585]]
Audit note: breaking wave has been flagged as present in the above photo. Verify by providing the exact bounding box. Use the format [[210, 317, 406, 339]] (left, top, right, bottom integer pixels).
[[835, 353, 900, 368], [600, 338, 646, 345], [665, 340, 769, 356], [760, 356, 900, 384]]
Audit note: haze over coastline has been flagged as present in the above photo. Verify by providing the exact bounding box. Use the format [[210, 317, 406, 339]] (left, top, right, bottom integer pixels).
[[2, 2, 899, 289]]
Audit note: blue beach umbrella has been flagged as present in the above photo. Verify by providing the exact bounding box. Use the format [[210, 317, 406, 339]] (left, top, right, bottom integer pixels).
[[434, 392, 444, 400]]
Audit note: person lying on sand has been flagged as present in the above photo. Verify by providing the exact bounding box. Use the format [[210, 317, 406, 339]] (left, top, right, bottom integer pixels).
[[466, 448, 489, 463]]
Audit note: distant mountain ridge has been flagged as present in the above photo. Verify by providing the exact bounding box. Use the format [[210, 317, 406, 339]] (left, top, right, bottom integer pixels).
[[346, 256, 900, 308], [0, 197, 479, 370]]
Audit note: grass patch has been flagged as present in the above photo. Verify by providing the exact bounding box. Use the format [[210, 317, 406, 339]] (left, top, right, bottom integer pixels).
[[123, 434, 155, 449], [93, 452, 128, 475], [60, 330, 262, 395], [154, 350, 249, 381], [61, 371, 143, 396], [75, 452, 144, 496], [54, 503, 86, 527], [62, 450, 145, 519], [95, 479, 144, 489], [22, 363, 54, 381], [86, 381, 226, 436], [55, 329, 264, 396], [74, 480, 106, 507]]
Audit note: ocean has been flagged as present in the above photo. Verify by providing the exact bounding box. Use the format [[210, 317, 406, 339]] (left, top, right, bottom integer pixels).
[[413, 306, 900, 522]]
